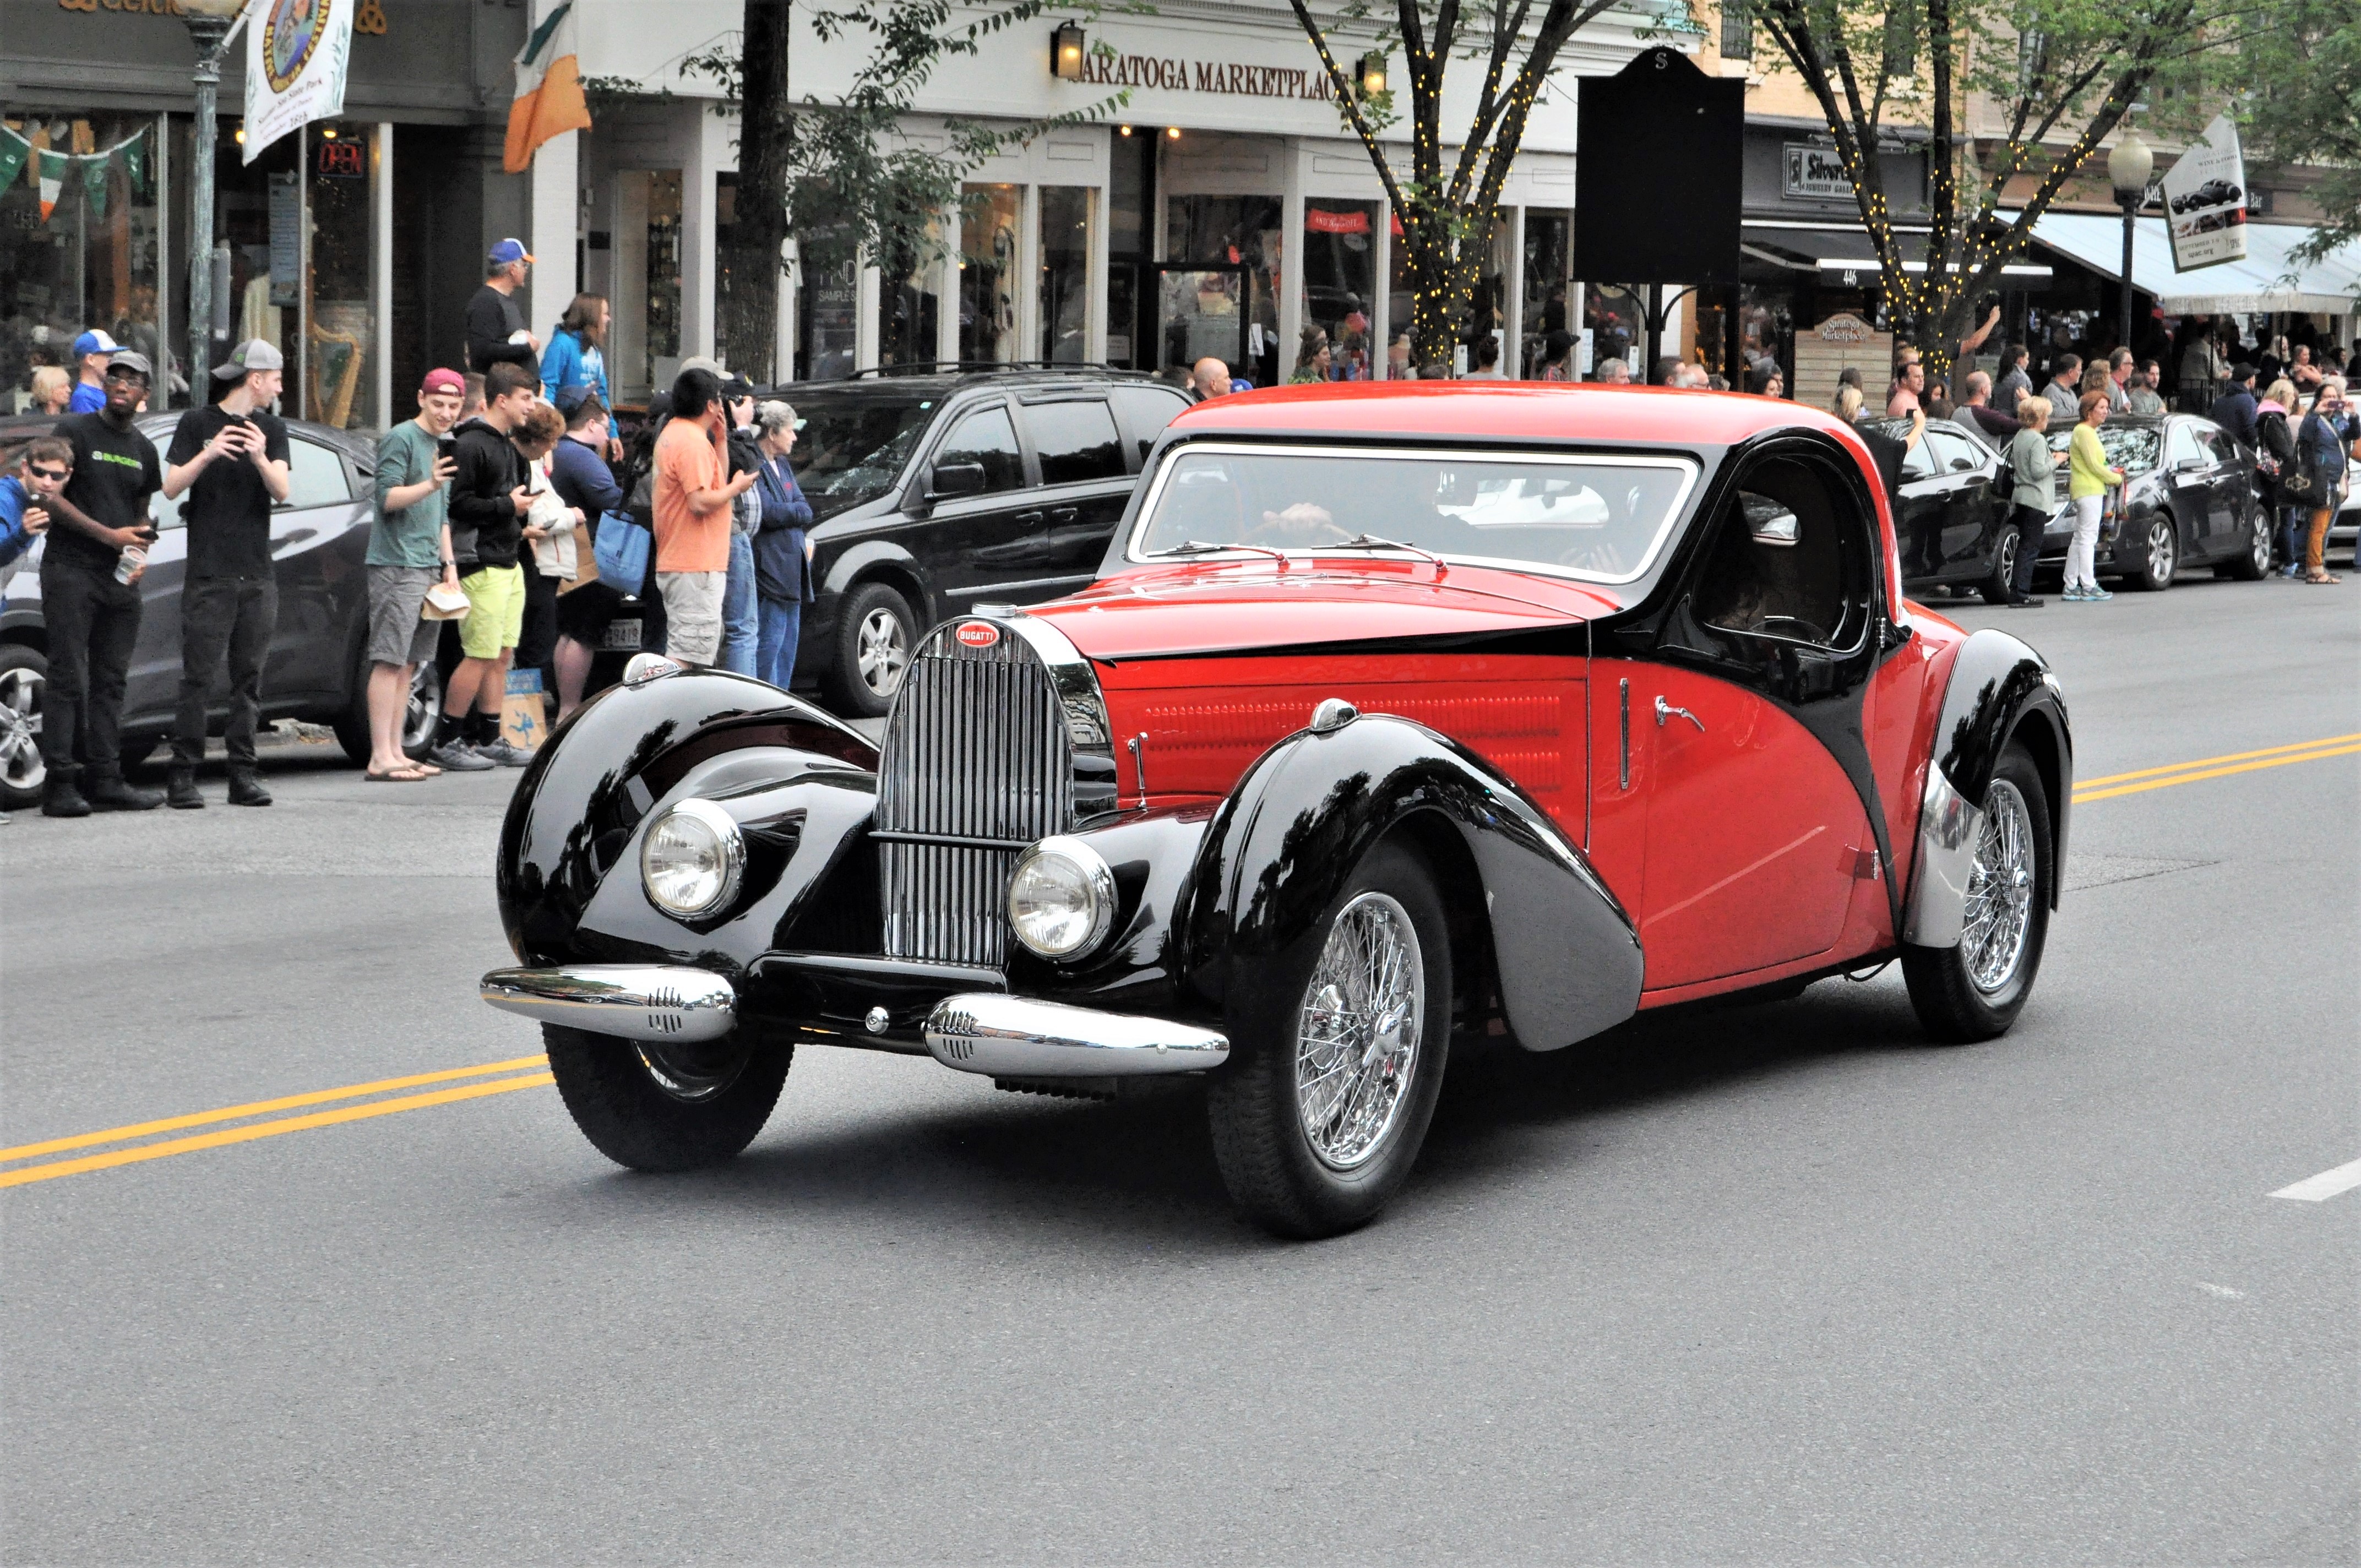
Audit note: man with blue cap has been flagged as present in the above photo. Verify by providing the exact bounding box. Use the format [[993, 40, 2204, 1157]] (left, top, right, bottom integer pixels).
[[467, 238, 541, 380], [67, 329, 121, 414]]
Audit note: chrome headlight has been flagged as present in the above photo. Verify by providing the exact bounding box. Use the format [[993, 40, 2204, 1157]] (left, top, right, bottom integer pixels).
[[1007, 835, 1116, 960], [639, 798, 746, 918]]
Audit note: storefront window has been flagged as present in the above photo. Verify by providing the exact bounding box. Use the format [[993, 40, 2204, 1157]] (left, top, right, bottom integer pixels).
[[1301, 201, 1377, 381], [307, 121, 378, 431], [1166, 195, 1279, 386], [797, 252, 858, 382], [644, 171, 683, 392], [3, 113, 164, 412], [1585, 283, 1643, 378], [1038, 186, 1092, 364], [166, 119, 303, 413], [958, 184, 1020, 365], [1521, 209, 1571, 378], [1386, 209, 1411, 378]]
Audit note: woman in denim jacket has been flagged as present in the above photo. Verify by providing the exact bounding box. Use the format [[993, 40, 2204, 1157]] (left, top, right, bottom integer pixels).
[[749, 401, 816, 688]]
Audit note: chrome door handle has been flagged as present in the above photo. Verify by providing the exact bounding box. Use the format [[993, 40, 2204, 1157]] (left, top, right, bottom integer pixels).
[[1046, 507, 1079, 525], [1655, 695, 1704, 732], [1014, 510, 1045, 526]]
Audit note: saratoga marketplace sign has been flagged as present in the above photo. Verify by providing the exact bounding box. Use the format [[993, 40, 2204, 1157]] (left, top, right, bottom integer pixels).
[[1070, 48, 1340, 100]]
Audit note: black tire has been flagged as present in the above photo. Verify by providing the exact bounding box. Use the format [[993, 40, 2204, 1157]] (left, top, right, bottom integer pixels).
[[1981, 526, 2022, 605], [1901, 744, 2053, 1044], [1205, 839, 1454, 1239], [2219, 510, 2271, 581], [335, 655, 446, 765], [0, 643, 46, 809], [115, 736, 159, 771], [543, 1023, 791, 1172], [824, 580, 918, 718], [2129, 513, 2178, 591]]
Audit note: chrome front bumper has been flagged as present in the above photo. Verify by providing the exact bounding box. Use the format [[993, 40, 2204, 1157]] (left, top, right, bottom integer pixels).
[[924, 994, 1230, 1079], [480, 965, 738, 1043]]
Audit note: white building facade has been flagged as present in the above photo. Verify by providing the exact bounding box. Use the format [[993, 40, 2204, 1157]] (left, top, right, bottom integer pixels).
[[528, 0, 1681, 398]]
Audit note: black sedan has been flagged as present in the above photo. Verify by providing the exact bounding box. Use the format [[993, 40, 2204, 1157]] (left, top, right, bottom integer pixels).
[[1865, 416, 2022, 603], [0, 411, 439, 808], [2033, 413, 2270, 590]]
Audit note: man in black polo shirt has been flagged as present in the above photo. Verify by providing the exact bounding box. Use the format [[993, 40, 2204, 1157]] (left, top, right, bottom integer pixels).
[[161, 339, 292, 808], [39, 348, 165, 815]]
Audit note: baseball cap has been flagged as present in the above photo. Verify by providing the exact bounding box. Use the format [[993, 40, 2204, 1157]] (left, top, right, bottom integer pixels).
[[105, 348, 154, 380], [213, 339, 286, 380], [552, 383, 595, 414], [420, 367, 466, 397], [721, 375, 757, 402], [678, 356, 725, 378], [73, 329, 120, 360], [488, 238, 534, 267]]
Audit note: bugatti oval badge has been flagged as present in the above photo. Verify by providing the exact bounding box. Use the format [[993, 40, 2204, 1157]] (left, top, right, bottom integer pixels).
[[955, 621, 1000, 649]]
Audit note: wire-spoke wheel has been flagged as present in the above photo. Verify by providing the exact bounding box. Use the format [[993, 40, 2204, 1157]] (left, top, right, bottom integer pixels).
[[1903, 743, 2053, 1043], [1208, 839, 1453, 1238], [0, 646, 47, 809], [1294, 891, 1426, 1170]]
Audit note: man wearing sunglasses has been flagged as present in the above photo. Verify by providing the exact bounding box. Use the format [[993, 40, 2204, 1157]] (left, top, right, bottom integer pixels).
[[0, 439, 64, 826], [38, 349, 166, 816]]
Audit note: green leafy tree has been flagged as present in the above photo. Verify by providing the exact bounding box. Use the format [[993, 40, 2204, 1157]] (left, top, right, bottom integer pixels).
[[1288, 0, 1630, 365], [1743, 0, 2276, 377], [690, 0, 1126, 379], [2220, 0, 2359, 270]]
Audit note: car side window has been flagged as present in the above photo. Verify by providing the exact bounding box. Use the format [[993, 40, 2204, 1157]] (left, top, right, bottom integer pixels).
[[1689, 455, 1872, 652], [1900, 436, 1938, 482], [283, 439, 351, 508], [2193, 427, 2232, 465], [1926, 428, 1981, 473], [1026, 399, 1124, 486], [1111, 385, 1189, 464], [937, 405, 1026, 494], [2166, 423, 2202, 469]]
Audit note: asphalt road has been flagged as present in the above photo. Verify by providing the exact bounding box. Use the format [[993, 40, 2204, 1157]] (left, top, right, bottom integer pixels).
[[4, 571, 2354, 1566]]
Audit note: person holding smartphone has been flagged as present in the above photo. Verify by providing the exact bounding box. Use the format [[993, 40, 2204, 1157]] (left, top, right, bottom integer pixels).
[[38, 349, 165, 816], [161, 339, 292, 808], [362, 368, 468, 781]]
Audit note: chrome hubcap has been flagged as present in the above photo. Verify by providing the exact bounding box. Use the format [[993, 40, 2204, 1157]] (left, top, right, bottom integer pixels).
[[2150, 522, 2174, 581], [402, 662, 442, 753], [856, 608, 910, 697], [1962, 778, 2036, 994], [2254, 522, 2272, 571], [0, 667, 45, 792], [637, 1041, 752, 1103], [1294, 890, 1424, 1170]]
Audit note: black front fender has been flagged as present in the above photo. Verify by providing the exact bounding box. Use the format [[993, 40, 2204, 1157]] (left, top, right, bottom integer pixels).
[[1180, 713, 1643, 1052], [496, 667, 878, 965]]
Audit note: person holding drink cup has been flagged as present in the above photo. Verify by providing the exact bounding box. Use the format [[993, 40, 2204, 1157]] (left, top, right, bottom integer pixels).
[[162, 339, 293, 808], [38, 349, 166, 816], [362, 368, 469, 782]]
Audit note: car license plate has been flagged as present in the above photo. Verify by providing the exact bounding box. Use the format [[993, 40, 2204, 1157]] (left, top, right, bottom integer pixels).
[[602, 619, 642, 652]]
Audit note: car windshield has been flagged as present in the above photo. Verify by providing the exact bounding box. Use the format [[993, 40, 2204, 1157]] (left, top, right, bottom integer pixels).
[[2044, 423, 2160, 474], [1129, 444, 1699, 584], [787, 393, 937, 520]]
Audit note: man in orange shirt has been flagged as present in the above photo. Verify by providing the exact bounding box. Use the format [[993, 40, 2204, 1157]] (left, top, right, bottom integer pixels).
[[652, 366, 756, 666]]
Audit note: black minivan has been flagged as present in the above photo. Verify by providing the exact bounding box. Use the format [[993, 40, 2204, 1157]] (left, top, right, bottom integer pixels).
[[764, 368, 1191, 716]]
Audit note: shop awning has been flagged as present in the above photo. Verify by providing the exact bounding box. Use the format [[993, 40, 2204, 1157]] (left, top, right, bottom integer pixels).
[[2025, 213, 2361, 314], [1741, 222, 2053, 287]]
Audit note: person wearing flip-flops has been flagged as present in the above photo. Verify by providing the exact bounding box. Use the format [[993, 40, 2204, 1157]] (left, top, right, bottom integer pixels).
[[361, 369, 468, 782], [2296, 378, 2351, 586]]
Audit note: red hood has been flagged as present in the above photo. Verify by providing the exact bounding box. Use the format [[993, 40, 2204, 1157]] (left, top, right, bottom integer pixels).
[[1020, 559, 1621, 661]]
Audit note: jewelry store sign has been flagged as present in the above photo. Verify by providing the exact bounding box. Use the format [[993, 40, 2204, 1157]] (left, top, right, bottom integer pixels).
[[1783, 143, 1852, 201]]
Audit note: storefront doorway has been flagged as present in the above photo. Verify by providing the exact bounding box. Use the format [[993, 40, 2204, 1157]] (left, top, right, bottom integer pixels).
[[1136, 262, 1250, 378]]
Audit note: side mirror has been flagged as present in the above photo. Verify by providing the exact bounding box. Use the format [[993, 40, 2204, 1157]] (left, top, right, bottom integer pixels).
[[929, 461, 987, 499]]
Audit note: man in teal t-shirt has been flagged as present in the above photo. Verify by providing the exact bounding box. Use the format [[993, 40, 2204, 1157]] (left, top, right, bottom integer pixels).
[[362, 368, 466, 780]]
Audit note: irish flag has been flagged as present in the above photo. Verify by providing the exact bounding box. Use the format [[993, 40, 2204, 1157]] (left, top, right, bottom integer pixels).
[[504, 1, 591, 173]]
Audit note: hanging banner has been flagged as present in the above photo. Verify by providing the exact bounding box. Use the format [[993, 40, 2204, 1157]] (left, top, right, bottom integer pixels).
[[1, 122, 150, 225], [2160, 112, 2248, 273], [244, 0, 356, 165]]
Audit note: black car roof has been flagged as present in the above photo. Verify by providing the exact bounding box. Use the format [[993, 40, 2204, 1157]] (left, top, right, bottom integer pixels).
[[0, 409, 380, 469], [757, 366, 1180, 401]]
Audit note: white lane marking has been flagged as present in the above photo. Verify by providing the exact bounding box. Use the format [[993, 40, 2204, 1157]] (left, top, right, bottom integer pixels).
[[2269, 1158, 2361, 1202]]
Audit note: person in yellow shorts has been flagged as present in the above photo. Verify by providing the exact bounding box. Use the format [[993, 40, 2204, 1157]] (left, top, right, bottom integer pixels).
[[429, 363, 539, 769]]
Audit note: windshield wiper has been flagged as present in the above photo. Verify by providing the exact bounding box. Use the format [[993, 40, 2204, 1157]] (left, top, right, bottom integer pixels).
[[1324, 533, 1449, 574], [1153, 540, 1291, 563]]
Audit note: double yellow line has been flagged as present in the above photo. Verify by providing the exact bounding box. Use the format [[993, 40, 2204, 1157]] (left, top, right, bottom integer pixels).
[[2073, 732, 2360, 804], [0, 1055, 553, 1190]]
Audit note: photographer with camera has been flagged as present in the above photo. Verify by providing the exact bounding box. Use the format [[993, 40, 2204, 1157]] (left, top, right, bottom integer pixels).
[[39, 349, 165, 816], [161, 340, 292, 809], [362, 368, 469, 782]]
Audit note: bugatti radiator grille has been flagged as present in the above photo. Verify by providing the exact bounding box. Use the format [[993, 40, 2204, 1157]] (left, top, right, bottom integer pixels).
[[877, 628, 1074, 967]]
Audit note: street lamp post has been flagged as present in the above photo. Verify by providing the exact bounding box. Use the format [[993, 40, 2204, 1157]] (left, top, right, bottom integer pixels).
[[2107, 129, 2153, 353], [181, 0, 244, 407]]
